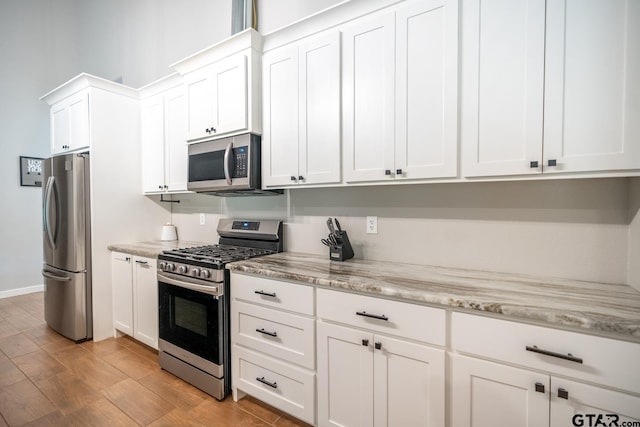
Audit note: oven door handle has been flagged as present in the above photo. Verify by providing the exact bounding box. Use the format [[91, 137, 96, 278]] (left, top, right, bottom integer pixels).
[[223, 140, 233, 185], [158, 273, 221, 296]]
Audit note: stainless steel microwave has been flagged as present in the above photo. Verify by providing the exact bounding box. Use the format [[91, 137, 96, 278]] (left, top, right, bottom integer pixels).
[[187, 133, 280, 196]]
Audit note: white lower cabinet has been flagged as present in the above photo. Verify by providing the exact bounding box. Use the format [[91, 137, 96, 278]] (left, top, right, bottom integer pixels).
[[451, 312, 640, 427], [451, 354, 640, 427], [110, 252, 158, 349], [316, 288, 445, 427], [230, 273, 316, 425], [229, 272, 640, 427], [111, 252, 133, 335], [451, 354, 549, 427], [549, 378, 640, 427]]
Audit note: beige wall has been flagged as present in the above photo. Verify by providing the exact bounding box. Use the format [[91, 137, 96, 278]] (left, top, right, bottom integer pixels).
[[171, 178, 632, 285]]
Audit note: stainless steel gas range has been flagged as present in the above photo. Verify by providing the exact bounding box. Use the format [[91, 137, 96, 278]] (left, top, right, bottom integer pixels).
[[156, 218, 283, 400]]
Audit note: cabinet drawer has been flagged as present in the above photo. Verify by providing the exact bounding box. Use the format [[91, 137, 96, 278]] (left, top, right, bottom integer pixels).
[[231, 273, 314, 315], [452, 312, 640, 394], [233, 346, 315, 425], [232, 301, 315, 369], [316, 288, 445, 345]]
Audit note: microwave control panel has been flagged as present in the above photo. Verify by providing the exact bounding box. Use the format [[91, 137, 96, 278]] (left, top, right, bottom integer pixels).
[[233, 146, 248, 178]]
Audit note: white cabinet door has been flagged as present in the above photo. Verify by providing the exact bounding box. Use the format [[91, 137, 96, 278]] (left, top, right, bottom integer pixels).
[[395, 0, 458, 180], [343, 13, 396, 183], [543, 0, 640, 173], [212, 54, 248, 136], [164, 86, 188, 192], [262, 45, 300, 187], [132, 257, 158, 349], [140, 95, 166, 193], [550, 377, 640, 427], [373, 334, 445, 427], [263, 31, 342, 188], [51, 91, 90, 154], [317, 322, 374, 427], [451, 354, 549, 427], [184, 65, 215, 141], [184, 55, 248, 141], [461, 0, 546, 177], [298, 32, 341, 185], [111, 252, 133, 336]]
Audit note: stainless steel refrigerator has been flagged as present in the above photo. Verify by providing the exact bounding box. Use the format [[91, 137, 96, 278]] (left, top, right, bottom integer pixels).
[[42, 152, 92, 342]]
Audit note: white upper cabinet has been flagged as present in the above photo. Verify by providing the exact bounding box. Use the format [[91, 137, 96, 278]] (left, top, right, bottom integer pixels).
[[461, 0, 545, 177], [172, 29, 262, 142], [50, 90, 90, 154], [343, 13, 396, 183], [140, 95, 166, 193], [462, 0, 640, 177], [344, 0, 459, 183], [543, 0, 640, 173], [395, 0, 459, 180], [140, 74, 188, 194], [262, 45, 300, 187], [262, 31, 341, 187], [183, 55, 248, 140], [41, 74, 139, 157]]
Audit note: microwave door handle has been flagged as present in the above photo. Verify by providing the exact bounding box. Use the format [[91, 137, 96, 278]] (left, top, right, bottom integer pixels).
[[223, 141, 233, 185]]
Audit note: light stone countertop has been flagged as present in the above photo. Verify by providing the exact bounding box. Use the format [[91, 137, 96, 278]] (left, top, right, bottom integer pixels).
[[107, 240, 207, 258], [226, 252, 640, 342]]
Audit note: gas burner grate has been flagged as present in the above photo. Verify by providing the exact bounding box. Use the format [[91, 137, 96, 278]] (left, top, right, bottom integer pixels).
[[163, 244, 276, 266]]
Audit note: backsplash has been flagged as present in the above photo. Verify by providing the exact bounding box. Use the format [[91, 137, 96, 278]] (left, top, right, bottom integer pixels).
[[170, 177, 637, 287]]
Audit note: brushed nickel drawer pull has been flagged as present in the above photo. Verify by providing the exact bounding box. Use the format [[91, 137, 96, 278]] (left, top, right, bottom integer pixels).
[[256, 376, 277, 389], [356, 311, 388, 321], [255, 328, 278, 337], [254, 290, 277, 298], [526, 345, 583, 364]]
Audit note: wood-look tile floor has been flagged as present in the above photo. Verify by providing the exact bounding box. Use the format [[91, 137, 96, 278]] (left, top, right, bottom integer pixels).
[[0, 292, 310, 427]]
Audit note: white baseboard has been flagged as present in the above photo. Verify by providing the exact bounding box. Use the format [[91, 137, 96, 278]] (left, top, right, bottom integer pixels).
[[0, 284, 45, 299]]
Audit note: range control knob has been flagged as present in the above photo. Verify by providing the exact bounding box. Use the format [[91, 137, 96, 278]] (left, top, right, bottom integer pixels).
[[166, 263, 175, 272], [191, 268, 200, 277], [178, 265, 188, 274], [200, 269, 210, 279], [158, 262, 166, 270]]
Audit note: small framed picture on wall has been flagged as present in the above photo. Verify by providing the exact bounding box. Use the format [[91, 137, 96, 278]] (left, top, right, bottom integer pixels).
[[20, 156, 44, 187]]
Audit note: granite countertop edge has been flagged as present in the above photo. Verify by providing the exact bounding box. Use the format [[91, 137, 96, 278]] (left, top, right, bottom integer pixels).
[[107, 240, 208, 258], [226, 253, 640, 342]]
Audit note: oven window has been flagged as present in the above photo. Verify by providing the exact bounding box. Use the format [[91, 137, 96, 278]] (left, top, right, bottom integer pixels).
[[158, 282, 223, 365], [174, 296, 208, 336]]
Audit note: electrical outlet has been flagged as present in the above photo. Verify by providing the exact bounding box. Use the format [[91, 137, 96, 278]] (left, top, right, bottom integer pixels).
[[199, 213, 205, 225], [366, 216, 378, 234]]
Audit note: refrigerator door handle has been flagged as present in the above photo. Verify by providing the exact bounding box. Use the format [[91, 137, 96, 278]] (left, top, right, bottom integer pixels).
[[42, 270, 72, 282], [44, 176, 56, 249]]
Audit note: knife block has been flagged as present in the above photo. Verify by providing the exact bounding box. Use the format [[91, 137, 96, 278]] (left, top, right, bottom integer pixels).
[[329, 230, 354, 261]]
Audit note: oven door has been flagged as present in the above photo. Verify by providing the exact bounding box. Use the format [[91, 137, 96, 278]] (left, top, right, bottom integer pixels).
[[158, 275, 225, 368]]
